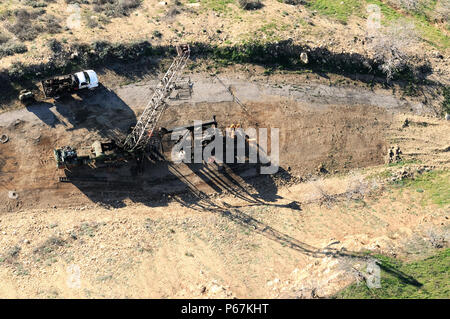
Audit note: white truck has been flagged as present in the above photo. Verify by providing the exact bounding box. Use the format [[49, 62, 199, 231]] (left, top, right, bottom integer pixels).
[[40, 70, 99, 98]]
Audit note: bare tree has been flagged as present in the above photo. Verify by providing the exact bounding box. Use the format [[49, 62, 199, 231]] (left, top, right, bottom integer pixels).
[[366, 19, 420, 81]]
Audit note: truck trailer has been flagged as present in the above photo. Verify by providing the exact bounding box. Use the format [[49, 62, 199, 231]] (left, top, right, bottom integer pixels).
[[41, 70, 99, 98]]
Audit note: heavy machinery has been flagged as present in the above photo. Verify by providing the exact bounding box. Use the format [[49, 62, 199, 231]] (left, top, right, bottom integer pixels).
[[122, 44, 191, 151], [18, 89, 35, 105], [54, 117, 218, 169], [41, 70, 99, 98], [53, 44, 192, 169], [53, 140, 127, 169]]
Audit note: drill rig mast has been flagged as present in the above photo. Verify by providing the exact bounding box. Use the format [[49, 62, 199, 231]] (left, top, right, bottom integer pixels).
[[122, 44, 191, 151]]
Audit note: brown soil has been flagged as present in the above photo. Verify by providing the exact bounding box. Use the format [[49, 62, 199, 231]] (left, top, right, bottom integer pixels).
[[0, 72, 449, 298], [0, 75, 392, 212]]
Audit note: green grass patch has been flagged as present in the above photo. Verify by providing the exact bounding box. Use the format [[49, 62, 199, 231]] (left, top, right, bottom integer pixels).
[[308, 0, 448, 48], [387, 159, 422, 167], [203, 0, 235, 12], [335, 248, 450, 298], [365, 0, 448, 48], [365, 0, 402, 22], [307, 0, 362, 23], [393, 170, 450, 206], [412, 14, 450, 49], [258, 21, 290, 38]]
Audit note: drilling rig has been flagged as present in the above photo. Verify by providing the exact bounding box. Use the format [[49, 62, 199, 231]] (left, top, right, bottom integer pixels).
[[54, 44, 194, 169]]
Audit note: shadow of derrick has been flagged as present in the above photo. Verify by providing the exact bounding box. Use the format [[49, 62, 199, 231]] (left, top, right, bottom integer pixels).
[[61, 121, 422, 288], [162, 127, 296, 208], [186, 197, 423, 288], [25, 83, 136, 140], [164, 132, 423, 287]]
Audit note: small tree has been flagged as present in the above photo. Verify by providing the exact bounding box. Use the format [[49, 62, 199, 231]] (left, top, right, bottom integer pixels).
[[366, 20, 420, 81]]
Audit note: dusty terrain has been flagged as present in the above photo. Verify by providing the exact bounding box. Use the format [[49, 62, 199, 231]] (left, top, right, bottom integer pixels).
[[0, 0, 448, 83], [0, 73, 410, 212], [0, 70, 449, 298]]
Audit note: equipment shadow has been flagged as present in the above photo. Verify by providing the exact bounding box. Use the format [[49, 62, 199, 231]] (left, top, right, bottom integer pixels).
[[61, 130, 425, 287], [62, 127, 297, 210], [25, 83, 136, 141]]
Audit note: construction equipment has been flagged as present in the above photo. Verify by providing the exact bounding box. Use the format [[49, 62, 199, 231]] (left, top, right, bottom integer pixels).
[[41, 70, 99, 98], [18, 89, 35, 105], [53, 44, 196, 170], [53, 117, 218, 169], [122, 44, 190, 151], [53, 141, 127, 169]]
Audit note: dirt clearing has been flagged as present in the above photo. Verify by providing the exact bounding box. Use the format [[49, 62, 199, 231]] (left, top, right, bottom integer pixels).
[[0, 73, 449, 298], [0, 74, 397, 212]]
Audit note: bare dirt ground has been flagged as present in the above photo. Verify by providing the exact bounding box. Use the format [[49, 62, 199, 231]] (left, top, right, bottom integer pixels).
[[0, 73, 400, 212], [0, 72, 449, 298], [1, 1, 448, 85]]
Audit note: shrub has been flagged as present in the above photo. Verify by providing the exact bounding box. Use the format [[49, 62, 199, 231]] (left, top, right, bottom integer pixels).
[[91, 0, 142, 17], [5, 9, 46, 41], [152, 30, 163, 38], [24, 0, 48, 8], [8, 62, 27, 80], [366, 20, 421, 81], [86, 16, 99, 28], [40, 14, 63, 34], [432, 0, 450, 23], [280, 0, 304, 4], [238, 0, 263, 10], [387, 0, 424, 12], [0, 41, 28, 58], [47, 39, 63, 53], [442, 86, 450, 114], [0, 31, 11, 45]]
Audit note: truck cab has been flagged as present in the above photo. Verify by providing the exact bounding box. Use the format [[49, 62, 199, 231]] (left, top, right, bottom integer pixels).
[[74, 70, 99, 90]]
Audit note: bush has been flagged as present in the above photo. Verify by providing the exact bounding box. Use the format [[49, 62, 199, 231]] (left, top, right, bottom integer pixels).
[[40, 14, 63, 34], [91, 0, 142, 17], [86, 16, 99, 28], [5, 9, 45, 41], [24, 0, 48, 8], [387, 0, 423, 12], [0, 32, 11, 45], [5, 11, 62, 41], [366, 20, 421, 81], [47, 39, 63, 53], [8, 62, 27, 79], [432, 0, 450, 23], [238, 0, 263, 10], [0, 42, 28, 58], [442, 86, 450, 114], [280, 0, 304, 4], [152, 30, 162, 38]]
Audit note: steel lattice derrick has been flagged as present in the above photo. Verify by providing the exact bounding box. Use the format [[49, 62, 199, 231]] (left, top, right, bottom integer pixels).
[[123, 44, 190, 151]]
